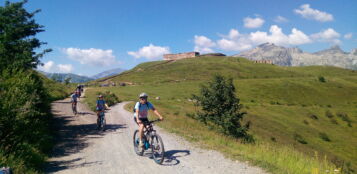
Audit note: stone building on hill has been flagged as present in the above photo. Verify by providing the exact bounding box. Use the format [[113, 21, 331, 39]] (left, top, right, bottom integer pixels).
[[163, 52, 200, 60]]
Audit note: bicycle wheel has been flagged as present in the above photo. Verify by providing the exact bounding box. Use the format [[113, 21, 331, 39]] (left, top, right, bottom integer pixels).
[[96, 116, 100, 130], [133, 130, 144, 156], [101, 116, 106, 131], [151, 134, 165, 164], [72, 104, 77, 115]]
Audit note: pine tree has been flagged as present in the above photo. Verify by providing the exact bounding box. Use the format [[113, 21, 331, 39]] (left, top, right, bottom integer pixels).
[[193, 75, 252, 141]]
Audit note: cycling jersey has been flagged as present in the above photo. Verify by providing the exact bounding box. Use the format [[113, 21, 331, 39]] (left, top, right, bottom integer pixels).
[[134, 102, 154, 118], [71, 93, 78, 102], [96, 99, 106, 111]]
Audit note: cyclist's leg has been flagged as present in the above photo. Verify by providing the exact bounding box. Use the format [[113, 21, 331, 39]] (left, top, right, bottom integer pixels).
[[138, 122, 144, 147]]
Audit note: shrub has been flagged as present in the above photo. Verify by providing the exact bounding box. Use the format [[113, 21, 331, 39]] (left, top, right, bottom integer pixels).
[[0, 70, 53, 172], [336, 112, 352, 127], [294, 133, 308, 144], [325, 110, 334, 118], [303, 120, 309, 125], [319, 132, 331, 142], [318, 76, 326, 82], [308, 114, 319, 120], [96, 91, 120, 106]]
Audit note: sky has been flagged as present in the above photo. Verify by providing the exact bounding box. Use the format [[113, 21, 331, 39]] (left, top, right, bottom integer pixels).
[[10, 0, 357, 76]]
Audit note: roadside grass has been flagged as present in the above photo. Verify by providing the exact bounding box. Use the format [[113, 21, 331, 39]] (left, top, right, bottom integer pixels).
[[85, 57, 357, 173]]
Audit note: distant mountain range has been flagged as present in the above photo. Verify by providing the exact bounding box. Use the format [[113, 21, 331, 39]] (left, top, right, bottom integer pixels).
[[39, 71, 94, 83], [90, 68, 125, 79], [39, 68, 126, 83], [234, 43, 357, 70]]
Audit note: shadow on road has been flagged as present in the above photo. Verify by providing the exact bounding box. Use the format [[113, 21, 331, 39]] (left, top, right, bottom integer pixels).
[[46, 158, 103, 173], [162, 150, 190, 166], [77, 112, 95, 115], [45, 114, 127, 172], [144, 149, 191, 166]]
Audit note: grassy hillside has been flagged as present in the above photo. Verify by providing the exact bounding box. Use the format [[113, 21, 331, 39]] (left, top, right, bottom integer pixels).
[[39, 72, 74, 100], [87, 57, 357, 173]]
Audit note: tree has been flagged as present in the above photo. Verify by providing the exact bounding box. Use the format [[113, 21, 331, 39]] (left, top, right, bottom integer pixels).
[[192, 75, 252, 141], [64, 77, 71, 85], [0, 0, 51, 71]]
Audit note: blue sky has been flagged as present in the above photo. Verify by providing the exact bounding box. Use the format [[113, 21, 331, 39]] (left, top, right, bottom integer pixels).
[[15, 0, 357, 76]]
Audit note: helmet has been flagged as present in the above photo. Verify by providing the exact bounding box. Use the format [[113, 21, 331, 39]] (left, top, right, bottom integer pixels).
[[98, 95, 103, 98], [139, 92, 148, 98]]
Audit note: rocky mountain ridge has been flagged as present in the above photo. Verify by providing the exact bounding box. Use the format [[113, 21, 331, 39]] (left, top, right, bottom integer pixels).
[[234, 43, 357, 70]]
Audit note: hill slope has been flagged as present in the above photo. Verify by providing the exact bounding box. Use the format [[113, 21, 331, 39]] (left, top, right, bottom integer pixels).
[[89, 56, 357, 172], [90, 68, 125, 79]]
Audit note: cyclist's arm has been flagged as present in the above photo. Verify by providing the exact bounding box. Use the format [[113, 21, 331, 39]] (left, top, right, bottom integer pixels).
[[153, 109, 163, 121], [136, 109, 141, 123]]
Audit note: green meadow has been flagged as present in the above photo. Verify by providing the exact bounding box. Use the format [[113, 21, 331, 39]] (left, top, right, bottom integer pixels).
[[85, 57, 357, 173]]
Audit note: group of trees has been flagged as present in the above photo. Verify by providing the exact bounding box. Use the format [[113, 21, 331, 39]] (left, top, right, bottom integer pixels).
[[0, 0, 55, 172]]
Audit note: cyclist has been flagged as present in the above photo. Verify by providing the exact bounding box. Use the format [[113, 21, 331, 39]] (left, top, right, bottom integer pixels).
[[76, 85, 82, 98], [70, 91, 78, 113], [134, 93, 163, 150], [96, 95, 109, 124]]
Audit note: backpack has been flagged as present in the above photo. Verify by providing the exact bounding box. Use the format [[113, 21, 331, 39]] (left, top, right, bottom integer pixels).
[[133, 102, 149, 113]]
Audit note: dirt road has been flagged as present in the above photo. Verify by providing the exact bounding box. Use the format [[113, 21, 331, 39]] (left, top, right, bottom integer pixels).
[[45, 95, 267, 174]]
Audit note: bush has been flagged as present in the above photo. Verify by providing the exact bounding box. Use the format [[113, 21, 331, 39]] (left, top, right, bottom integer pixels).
[[303, 120, 309, 125], [0, 70, 53, 172], [192, 75, 252, 141], [318, 76, 326, 82], [294, 133, 308, 144], [96, 91, 120, 107], [336, 112, 352, 127], [325, 110, 334, 118], [308, 114, 319, 120], [319, 132, 331, 142]]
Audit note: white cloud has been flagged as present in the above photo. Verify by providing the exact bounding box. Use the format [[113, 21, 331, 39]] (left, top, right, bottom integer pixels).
[[40, 61, 55, 72], [193, 25, 312, 52], [274, 16, 288, 23], [294, 4, 333, 22], [243, 16, 265, 28], [38, 61, 73, 73], [128, 44, 170, 59], [217, 29, 252, 51], [194, 35, 216, 53], [344, 33, 353, 39], [249, 25, 311, 46], [62, 48, 117, 66], [57, 64, 73, 73], [311, 28, 340, 44]]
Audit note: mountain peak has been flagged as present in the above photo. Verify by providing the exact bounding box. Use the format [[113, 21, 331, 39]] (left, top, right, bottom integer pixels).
[[329, 45, 343, 51], [315, 45, 345, 55], [257, 42, 276, 48]]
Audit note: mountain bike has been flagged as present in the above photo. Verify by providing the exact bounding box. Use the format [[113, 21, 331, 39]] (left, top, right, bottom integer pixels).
[[97, 110, 107, 131], [133, 119, 165, 164], [71, 102, 77, 115]]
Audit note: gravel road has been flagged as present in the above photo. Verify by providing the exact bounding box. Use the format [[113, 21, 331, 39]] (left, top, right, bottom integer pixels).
[[45, 95, 267, 174]]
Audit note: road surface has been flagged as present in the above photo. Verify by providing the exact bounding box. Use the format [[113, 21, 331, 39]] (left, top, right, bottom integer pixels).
[[45, 95, 267, 174]]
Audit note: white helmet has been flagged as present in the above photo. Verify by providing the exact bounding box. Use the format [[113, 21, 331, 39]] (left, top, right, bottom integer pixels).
[[139, 92, 148, 98]]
